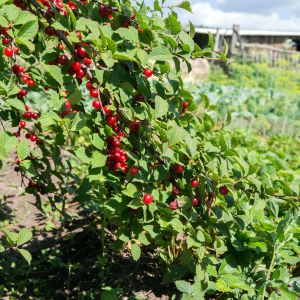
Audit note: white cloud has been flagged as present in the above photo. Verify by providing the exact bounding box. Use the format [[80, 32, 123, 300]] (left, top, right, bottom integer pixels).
[[182, 2, 300, 31]]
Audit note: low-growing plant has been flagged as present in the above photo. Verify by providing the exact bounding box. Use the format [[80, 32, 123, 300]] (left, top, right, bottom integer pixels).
[[0, 0, 299, 299]]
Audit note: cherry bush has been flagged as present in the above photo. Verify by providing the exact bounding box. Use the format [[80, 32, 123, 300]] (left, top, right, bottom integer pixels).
[[0, 0, 299, 298]]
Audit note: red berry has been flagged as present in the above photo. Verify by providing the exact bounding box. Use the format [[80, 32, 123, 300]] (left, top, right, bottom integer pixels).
[[21, 75, 29, 83], [44, 26, 56, 36], [2, 37, 10, 45], [191, 179, 199, 188], [98, 3, 112, 17], [103, 106, 112, 116], [19, 121, 26, 129], [25, 105, 29, 111], [135, 94, 144, 102], [65, 100, 71, 111], [169, 201, 178, 211], [182, 101, 189, 110], [86, 81, 93, 90], [67, 1, 77, 10], [17, 89, 28, 99], [13, 47, 20, 54], [58, 54, 69, 65], [76, 46, 87, 58], [76, 69, 85, 79], [92, 100, 102, 109], [107, 14, 113, 20], [4, 47, 13, 57], [130, 166, 139, 176], [31, 112, 39, 120], [173, 164, 185, 174], [192, 198, 199, 206], [75, 31, 82, 39], [122, 18, 131, 28], [128, 119, 141, 133], [84, 57, 92, 66], [89, 88, 99, 98], [71, 61, 81, 71], [16, 159, 21, 164], [172, 185, 181, 196], [143, 194, 153, 205], [106, 115, 117, 126], [1, 27, 9, 37], [23, 111, 32, 119], [138, 27, 143, 33], [27, 79, 35, 87], [30, 135, 37, 142], [143, 68, 153, 78], [219, 186, 229, 196], [25, 133, 31, 139], [12, 64, 23, 74], [131, 15, 136, 20]]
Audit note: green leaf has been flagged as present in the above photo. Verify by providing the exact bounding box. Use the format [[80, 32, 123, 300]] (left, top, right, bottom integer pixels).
[[3, 4, 21, 22], [45, 65, 64, 86], [149, 45, 173, 61], [115, 27, 139, 43], [185, 136, 197, 158], [155, 96, 169, 118], [178, 1, 192, 12], [113, 52, 138, 64], [16, 20, 38, 39], [175, 280, 193, 294], [123, 183, 139, 198], [91, 151, 106, 168], [17, 248, 32, 265], [165, 13, 181, 35], [131, 243, 141, 261], [189, 21, 195, 38], [17, 228, 32, 246], [17, 140, 30, 160], [51, 21, 68, 32], [6, 98, 25, 112], [167, 126, 186, 145]]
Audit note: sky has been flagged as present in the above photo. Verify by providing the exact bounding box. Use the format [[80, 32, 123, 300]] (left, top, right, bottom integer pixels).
[[152, 0, 300, 31]]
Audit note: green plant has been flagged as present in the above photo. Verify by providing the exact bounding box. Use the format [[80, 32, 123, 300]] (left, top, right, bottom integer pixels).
[[0, 0, 299, 299]]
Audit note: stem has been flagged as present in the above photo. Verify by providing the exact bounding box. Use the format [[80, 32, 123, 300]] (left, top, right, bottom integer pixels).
[[261, 244, 277, 299]]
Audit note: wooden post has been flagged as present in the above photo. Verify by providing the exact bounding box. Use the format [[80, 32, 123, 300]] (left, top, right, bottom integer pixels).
[[231, 24, 240, 55]]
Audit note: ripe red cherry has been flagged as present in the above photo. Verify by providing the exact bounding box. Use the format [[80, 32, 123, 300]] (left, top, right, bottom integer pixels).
[[106, 115, 117, 126], [131, 15, 136, 20], [98, 3, 112, 17], [107, 14, 113, 20], [25, 133, 31, 139], [25, 105, 29, 111], [122, 18, 131, 28], [16, 159, 21, 164], [191, 179, 199, 188], [84, 57, 92, 66], [31, 112, 39, 120], [58, 54, 69, 65], [23, 111, 32, 119], [138, 27, 143, 33], [27, 79, 35, 87], [12, 64, 23, 74], [192, 198, 199, 206], [173, 164, 185, 173], [44, 26, 56, 36], [71, 61, 81, 71], [103, 106, 112, 116], [67, 1, 77, 10], [76, 69, 85, 79], [4, 47, 13, 57], [89, 88, 99, 98], [30, 135, 37, 142], [182, 101, 189, 110], [1, 27, 9, 36], [2, 37, 10, 45], [143, 68, 153, 78], [143, 194, 153, 205], [130, 166, 139, 176], [135, 94, 144, 102], [92, 100, 102, 109], [86, 81, 93, 90], [219, 186, 229, 196], [17, 88, 28, 99], [19, 121, 26, 129], [65, 100, 71, 111], [21, 75, 29, 83], [13, 47, 20, 54], [169, 200, 178, 211], [75, 31, 82, 39], [172, 185, 181, 196], [76, 46, 87, 59], [128, 119, 141, 132]]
